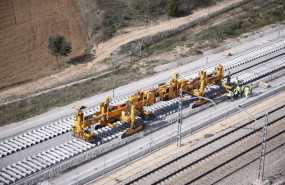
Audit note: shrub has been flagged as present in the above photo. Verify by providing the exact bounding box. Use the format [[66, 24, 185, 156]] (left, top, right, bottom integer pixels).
[[166, 0, 180, 17], [48, 35, 72, 66]]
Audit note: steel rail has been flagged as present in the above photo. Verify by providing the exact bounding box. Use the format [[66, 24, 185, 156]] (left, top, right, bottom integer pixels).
[[125, 105, 285, 185]]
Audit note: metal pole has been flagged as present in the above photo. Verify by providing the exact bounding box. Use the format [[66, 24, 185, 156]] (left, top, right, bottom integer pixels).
[[262, 112, 268, 180], [258, 112, 268, 181], [177, 88, 183, 146], [113, 89, 114, 98]]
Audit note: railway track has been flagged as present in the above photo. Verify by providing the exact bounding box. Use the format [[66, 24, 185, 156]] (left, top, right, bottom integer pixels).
[[0, 37, 285, 184], [185, 124, 285, 185], [0, 139, 94, 185], [124, 104, 285, 185], [1, 37, 284, 159], [0, 118, 74, 158]]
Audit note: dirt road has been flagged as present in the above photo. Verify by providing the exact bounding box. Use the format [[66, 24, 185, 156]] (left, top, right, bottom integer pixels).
[[92, 0, 241, 63], [0, 0, 242, 101]]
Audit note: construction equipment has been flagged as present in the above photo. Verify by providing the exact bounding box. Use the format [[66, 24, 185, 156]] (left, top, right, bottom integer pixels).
[[71, 65, 232, 142]]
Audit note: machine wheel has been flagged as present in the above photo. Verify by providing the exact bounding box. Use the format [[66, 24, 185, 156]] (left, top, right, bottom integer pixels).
[[95, 125, 101, 130], [192, 103, 197, 109], [141, 114, 147, 120], [142, 114, 152, 121], [164, 94, 168, 101], [121, 133, 127, 139]]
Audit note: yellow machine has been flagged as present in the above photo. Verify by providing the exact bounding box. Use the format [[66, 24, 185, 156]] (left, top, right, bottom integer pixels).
[[189, 65, 232, 107], [70, 65, 231, 142]]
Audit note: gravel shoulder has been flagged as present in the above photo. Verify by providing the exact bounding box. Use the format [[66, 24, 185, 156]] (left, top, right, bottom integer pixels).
[[1, 27, 284, 140], [77, 91, 285, 185], [218, 145, 285, 185]]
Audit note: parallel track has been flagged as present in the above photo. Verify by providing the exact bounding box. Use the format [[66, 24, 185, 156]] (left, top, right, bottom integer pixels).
[[1, 66, 284, 184], [0, 37, 285, 184], [185, 128, 285, 185], [1, 37, 284, 157], [125, 105, 285, 185]]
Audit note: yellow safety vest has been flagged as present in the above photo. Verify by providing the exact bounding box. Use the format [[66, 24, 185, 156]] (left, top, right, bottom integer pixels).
[[228, 91, 232, 97]]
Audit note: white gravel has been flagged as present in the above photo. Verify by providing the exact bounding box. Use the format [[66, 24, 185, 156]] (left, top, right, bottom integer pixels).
[[217, 145, 285, 185]]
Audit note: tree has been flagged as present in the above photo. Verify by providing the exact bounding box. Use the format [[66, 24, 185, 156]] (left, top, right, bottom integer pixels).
[[165, 0, 179, 17], [48, 35, 72, 66]]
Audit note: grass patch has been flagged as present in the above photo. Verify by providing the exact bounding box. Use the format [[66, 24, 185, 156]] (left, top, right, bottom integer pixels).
[[195, 1, 285, 42], [146, 60, 159, 66], [146, 0, 285, 56], [1, 0, 284, 126], [77, 0, 218, 41], [186, 43, 194, 48], [0, 67, 143, 126], [92, 36, 103, 46]]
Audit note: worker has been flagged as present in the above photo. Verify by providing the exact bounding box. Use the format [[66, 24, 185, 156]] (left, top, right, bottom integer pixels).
[[236, 85, 241, 97], [250, 84, 254, 95], [234, 88, 238, 99], [226, 71, 231, 85], [235, 77, 239, 85], [227, 90, 233, 101], [244, 86, 250, 98], [241, 85, 245, 97]]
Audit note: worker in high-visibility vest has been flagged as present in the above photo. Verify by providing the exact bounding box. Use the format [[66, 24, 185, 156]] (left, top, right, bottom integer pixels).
[[227, 90, 233, 101], [236, 85, 241, 97], [234, 88, 238, 99], [250, 84, 254, 95], [226, 72, 231, 85], [241, 85, 245, 97], [244, 86, 250, 98], [235, 77, 239, 85]]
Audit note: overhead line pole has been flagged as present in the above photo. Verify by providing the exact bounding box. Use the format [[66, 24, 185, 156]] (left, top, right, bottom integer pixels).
[[258, 112, 269, 182], [177, 88, 183, 147], [176, 91, 216, 147]]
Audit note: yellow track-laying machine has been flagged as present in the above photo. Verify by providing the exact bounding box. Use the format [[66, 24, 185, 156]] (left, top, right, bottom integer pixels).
[[71, 65, 231, 142]]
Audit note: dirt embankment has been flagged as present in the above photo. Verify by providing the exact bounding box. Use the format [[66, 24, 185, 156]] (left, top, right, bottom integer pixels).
[[0, 0, 242, 101], [0, 0, 87, 90], [92, 0, 241, 63]]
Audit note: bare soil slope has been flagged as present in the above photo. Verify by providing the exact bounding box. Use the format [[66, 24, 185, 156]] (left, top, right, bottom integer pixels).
[[0, 0, 87, 90], [92, 0, 240, 63], [0, 0, 241, 101]]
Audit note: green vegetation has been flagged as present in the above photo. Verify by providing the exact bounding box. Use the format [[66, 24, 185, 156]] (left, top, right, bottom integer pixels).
[[166, 0, 180, 17], [97, 0, 168, 40], [0, 67, 143, 126], [1, 0, 284, 126], [147, 0, 285, 56], [195, 1, 285, 42], [76, 0, 217, 42], [48, 35, 72, 66], [165, 0, 212, 17]]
